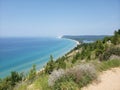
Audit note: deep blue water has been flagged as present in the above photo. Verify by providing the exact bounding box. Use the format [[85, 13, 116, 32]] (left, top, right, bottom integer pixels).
[[0, 37, 77, 78]]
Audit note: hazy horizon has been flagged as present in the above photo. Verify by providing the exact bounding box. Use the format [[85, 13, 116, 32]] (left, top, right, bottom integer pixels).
[[0, 0, 120, 37]]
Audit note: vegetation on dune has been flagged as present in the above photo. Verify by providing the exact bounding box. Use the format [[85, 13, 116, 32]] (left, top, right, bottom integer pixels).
[[97, 59, 120, 71], [28, 65, 37, 80], [45, 55, 55, 74], [0, 71, 23, 90], [100, 47, 120, 61], [0, 29, 120, 90], [48, 63, 97, 89], [45, 55, 66, 74]]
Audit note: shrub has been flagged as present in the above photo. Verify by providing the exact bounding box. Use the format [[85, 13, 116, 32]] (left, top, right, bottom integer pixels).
[[48, 69, 65, 87], [53, 79, 79, 90], [28, 64, 36, 80], [45, 55, 55, 74], [69, 63, 97, 85], [100, 47, 120, 61], [98, 59, 120, 71], [55, 57, 66, 69], [48, 63, 97, 89], [0, 71, 24, 90]]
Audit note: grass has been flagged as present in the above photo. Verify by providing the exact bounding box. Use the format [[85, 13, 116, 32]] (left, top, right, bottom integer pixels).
[[97, 59, 120, 71], [33, 74, 50, 90], [14, 82, 27, 90], [13, 59, 120, 90], [48, 63, 97, 90], [53, 78, 79, 90]]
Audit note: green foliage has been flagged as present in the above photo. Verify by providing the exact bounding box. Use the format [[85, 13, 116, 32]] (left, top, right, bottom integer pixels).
[[45, 55, 67, 74], [28, 64, 36, 80], [103, 36, 112, 43], [100, 47, 120, 61], [34, 74, 50, 90], [95, 49, 103, 57], [72, 52, 81, 63], [10, 72, 23, 86], [55, 56, 66, 69], [0, 71, 23, 90], [98, 59, 120, 71], [111, 29, 120, 45], [78, 73, 93, 88], [72, 29, 120, 61], [49, 64, 97, 89], [1, 29, 120, 90], [14, 82, 27, 90], [53, 76, 78, 90], [95, 40, 104, 50], [45, 55, 55, 74]]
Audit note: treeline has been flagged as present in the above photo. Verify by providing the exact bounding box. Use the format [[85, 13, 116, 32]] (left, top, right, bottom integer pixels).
[[44, 29, 120, 74], [43, 29, 120, 89], [72, 29, 120, 61]]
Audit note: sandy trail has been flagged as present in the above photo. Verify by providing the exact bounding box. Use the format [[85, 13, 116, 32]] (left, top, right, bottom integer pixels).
[[82, 67, 120, 90]]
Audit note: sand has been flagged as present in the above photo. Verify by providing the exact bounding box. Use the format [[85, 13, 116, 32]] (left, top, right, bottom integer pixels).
[[82, 67, 120, 90]]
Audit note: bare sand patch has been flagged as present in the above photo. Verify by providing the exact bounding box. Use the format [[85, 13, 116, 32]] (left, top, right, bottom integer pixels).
[[82, 67, 120, 90]]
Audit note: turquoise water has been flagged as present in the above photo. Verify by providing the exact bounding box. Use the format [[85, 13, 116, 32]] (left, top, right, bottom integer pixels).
[[0, 37, 77, 78]]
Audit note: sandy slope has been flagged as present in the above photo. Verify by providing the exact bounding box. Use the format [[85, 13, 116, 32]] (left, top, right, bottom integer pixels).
[[82, 67, 120, 90]]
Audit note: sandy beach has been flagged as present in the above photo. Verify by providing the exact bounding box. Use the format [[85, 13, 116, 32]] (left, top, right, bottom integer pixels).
[[82, 67, 120, 90]]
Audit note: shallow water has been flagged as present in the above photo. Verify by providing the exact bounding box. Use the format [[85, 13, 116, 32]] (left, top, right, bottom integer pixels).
[[0, 37, 77, 78]]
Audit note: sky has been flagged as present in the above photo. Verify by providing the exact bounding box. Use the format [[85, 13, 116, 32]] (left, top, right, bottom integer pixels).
[[0, 0, 120, 37]]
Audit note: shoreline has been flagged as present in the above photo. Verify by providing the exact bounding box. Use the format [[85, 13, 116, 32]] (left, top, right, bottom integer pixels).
[[0, 37, 79, 78], [61, 37, 80, 45], [37, 37, 80, 74], [57, 35, 80, 45]]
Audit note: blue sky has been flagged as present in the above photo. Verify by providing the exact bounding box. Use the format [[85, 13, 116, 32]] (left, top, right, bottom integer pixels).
[[0, 0, 120, 37]]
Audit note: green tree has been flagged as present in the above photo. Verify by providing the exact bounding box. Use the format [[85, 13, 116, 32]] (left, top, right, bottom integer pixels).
[[95, 49, 103, 58], [0, 71, 23, 90], [28, 64, 36, 80], [112, 30, 120, 45], [45, 55, 55, 74], [96, 40, 104, 50], [57, 57, 66, 69], [10, 71, 23, 86]]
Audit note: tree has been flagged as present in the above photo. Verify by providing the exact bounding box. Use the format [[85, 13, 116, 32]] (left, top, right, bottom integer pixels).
[[96, 40, 104, 50], [102, 36, 112, 43], [95, 49, 103, 57], [56, 57, 66, 69], [45, 55, 55, 74], [11, 71, 23, 86], [0, 71, 23, 90], [28, 64, 36, 80], [112, 30, 120, 45]]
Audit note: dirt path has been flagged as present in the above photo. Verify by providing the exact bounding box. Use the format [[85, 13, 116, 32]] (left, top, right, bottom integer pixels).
[[82, 67, 120, 90]]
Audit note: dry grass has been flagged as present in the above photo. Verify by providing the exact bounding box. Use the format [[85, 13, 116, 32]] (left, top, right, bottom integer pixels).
[[48, 69, 65, 86], [48, 63, 97, 89]]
